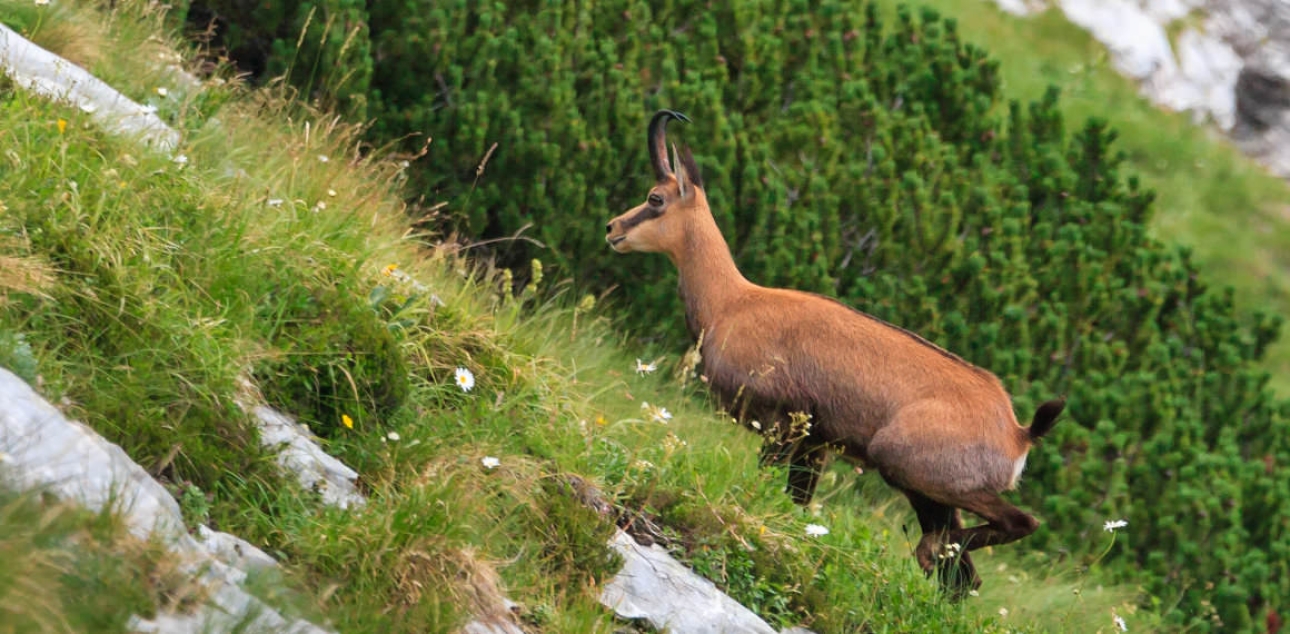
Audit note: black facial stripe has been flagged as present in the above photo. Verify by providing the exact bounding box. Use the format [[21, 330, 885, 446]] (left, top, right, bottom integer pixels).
[[619, 206, 663, 232]]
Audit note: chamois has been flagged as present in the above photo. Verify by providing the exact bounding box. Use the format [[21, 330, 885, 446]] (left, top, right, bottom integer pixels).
[[605, 109, 1066, 595]]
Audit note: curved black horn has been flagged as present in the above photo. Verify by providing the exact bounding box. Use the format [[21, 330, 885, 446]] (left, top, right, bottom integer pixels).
[[648, 109, 691, 180]]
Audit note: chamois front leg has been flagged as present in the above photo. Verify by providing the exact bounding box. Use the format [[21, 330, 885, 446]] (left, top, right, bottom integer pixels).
[[785, 443, 828, 506], [757, 432, 794, 467], [752, 409, 800, 467], [904, 490, 981, 599]]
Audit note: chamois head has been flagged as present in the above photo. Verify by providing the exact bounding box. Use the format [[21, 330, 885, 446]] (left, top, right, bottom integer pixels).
[[606, 109, 705, 254]]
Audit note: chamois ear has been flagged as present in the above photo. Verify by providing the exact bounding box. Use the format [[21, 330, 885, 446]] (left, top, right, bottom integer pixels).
[[678, 145, 703, 191], [672, 143, 688, 198]]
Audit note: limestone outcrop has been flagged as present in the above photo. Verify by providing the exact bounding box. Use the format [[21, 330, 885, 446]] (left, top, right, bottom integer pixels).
[[994, 0, 1290, 178]]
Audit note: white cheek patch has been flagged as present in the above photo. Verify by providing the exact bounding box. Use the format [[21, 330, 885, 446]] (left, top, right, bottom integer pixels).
[[1010, 455, 1028, 487]]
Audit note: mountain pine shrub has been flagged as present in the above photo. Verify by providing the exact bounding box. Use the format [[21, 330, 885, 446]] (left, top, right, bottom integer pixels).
[[185, 0, 372, 118]]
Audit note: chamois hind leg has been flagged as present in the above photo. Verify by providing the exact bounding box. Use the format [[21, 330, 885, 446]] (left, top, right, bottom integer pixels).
[[940, 489, 1041, 555], [904, 490, 981, 597]]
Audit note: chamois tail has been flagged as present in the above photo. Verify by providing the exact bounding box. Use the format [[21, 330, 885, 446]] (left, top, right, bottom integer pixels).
[[1027, 397, 1066, 441]]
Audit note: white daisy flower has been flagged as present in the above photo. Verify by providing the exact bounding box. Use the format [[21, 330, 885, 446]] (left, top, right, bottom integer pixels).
[[455, 367, 475, 392], [1103, 519, 1128, 533], [481, 456, 500, 469], [386, 431, 400, 442], [634, 358, 657, 375], [640, 401, 672, 423], [805, 523, 829, 537]]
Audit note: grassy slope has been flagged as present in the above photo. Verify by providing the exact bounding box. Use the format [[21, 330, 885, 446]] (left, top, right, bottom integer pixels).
[[0, 1, 1150, 633], [868, 0, 1290, 394]]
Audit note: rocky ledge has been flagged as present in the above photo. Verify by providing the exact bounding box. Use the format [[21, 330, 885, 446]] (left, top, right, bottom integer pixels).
[[995, 0, 1290, 179]]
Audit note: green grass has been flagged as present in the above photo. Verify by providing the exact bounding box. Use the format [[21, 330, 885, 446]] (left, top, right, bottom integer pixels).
[[869, 0, 1290, 394], [0, 1, 1157, 632], [0, 487, 201, 633]]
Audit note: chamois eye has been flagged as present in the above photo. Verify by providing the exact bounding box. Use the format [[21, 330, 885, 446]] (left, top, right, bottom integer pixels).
[[648, 193, 665, 207]]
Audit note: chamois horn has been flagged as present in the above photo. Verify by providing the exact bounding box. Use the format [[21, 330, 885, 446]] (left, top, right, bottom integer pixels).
[[648, 109, 691, 181]]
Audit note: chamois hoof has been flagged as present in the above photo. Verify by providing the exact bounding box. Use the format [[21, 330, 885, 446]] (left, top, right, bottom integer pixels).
[[936, 558, 982, 602], [916, 541, 981, 600]]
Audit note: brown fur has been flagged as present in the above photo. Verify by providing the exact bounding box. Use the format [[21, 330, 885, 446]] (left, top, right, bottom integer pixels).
[[606, 110, 1066, 596]]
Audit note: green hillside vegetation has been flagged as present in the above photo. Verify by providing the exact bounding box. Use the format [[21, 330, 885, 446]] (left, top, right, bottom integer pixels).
[[865, 0, 1290, 395], [0, 1, 1145, 633], [164, 0, 1290, 630]]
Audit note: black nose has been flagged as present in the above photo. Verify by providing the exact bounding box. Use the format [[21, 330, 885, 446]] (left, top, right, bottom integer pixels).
[[606, 223, 613, 233]]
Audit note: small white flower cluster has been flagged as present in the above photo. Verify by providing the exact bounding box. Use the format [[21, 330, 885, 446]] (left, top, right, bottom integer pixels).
[[640, 401, 672, 423], [661, 432, 688, 452], [804, 523, 830, 537], [937, 542, 963, 561], [481, 456, 500, 470], [1104, 519, 1128, 533]]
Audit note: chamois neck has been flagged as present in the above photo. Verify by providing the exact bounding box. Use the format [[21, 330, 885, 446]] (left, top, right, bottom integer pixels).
[[668, 192, 751, 334]]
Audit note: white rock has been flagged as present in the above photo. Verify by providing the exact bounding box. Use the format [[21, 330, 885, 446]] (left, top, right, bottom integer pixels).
[[0, 370, 185, 541], [0, 368, 332, 634], [990, 0, 1290, 178], [459, 618, 527, 634], [0, 24, 179, 152], [251, 405, 367, 509], [195, 524, 280, 574], [1142, 0, 1200, 22], [1058, 0, 1178, 81], [994, 0, 1048, 16], [1172, 28, 1242, 128], [600, 529, 785, 634]]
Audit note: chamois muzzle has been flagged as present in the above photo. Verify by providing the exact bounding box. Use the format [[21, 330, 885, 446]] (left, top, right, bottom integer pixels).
[[648, 109, 691, 181]]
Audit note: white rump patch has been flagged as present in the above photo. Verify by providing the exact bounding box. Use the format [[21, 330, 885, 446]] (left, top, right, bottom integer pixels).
[[1010, 454, 1028, 487]]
